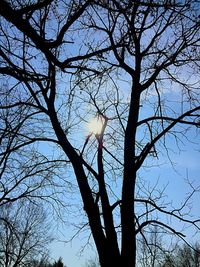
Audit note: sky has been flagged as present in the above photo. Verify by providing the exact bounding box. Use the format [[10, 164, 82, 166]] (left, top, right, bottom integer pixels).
[[48, 118, 200, 267], [0, 2, 199, 267], [36, 69, 200, 267], [48, 156, 200, 267]]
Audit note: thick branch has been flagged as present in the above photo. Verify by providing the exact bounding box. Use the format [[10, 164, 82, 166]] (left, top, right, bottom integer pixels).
[[137, 116, 200, 127], [136, 106, 200, 170], [135, 220, 186, 237]]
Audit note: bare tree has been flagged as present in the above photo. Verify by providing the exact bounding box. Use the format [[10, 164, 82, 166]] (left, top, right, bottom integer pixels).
[[0, 1, 199, 267], [137, 229, 200, 267], [0, 83, 71, 215], [137, 225, 165, 267], [160, 243, 200, 267], [0, 201, 52, 267], [84, 258, 100, 267]]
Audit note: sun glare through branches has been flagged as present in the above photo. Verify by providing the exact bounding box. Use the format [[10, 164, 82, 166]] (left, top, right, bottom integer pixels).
[[88, 117, 104, 135]]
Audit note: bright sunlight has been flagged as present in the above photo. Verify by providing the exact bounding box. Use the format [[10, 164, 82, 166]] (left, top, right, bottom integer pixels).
[[88, 116, 104, 135]]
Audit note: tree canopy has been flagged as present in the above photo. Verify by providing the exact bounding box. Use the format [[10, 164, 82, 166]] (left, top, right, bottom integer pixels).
[[0, 1, 199, 267]]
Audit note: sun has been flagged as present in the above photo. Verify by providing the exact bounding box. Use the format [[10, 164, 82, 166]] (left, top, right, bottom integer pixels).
[[88, 117, 104, 135]]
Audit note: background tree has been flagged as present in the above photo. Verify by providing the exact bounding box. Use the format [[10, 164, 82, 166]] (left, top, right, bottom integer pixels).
[[28, 255, 67, 267], [137, 225, 167, 267], [0, 200, 52, 267], [0, 1, 199, 267], [52, 257, 65, 267], [84, 258, 100, 267], [164, 243, 200, 267], [137, 231, 200, 267]]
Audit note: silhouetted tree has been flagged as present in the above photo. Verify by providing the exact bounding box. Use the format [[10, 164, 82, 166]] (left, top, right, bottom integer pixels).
[[0, 200, 53, 267], [29, 256, 67, 267], [52, 258, 65, 267], [161, 243, 200, 267], [0, 82, 68, 210], [0, 1, 199, 267]]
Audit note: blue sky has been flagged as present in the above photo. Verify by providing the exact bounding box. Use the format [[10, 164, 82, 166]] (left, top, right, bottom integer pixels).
[[44, 69, 200, 266], [0, 2, 199, 266], [48, 116, 200, 267]]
